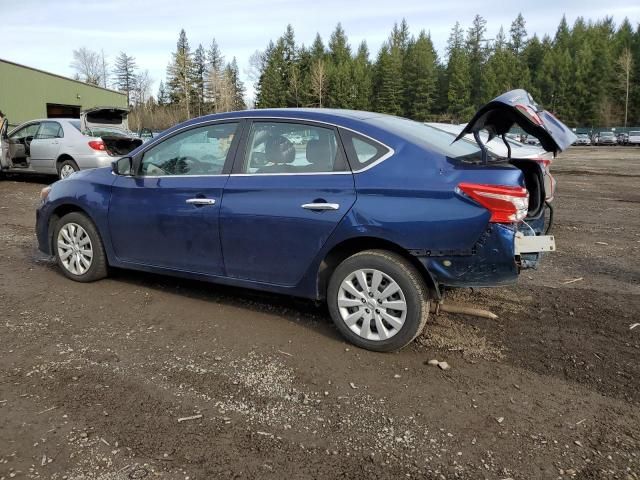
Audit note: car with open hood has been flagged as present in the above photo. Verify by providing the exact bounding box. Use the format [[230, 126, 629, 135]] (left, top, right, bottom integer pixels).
[[35, 89, 575, 352], [0, 107, 143, 180]]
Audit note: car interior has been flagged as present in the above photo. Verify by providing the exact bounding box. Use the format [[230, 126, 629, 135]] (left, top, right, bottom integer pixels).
[[245, 123, 339, 174]]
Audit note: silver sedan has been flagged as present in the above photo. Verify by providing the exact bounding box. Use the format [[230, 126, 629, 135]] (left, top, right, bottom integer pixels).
[[1, 110, 142, 180]]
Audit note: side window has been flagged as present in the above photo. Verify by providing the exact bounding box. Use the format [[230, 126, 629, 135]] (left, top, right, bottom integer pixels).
[[10, 123, 40, 140], [140, 122, 238, 176], [35, 122, 63, 140], [341, 130, 390, 171], [242, 121, 347, 174]]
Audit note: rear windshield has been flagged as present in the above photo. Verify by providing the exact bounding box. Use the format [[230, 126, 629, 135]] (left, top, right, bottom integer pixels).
[[69, 120, 81, 131], [83, 127, 129, 138], [368, 116, 493, 162]]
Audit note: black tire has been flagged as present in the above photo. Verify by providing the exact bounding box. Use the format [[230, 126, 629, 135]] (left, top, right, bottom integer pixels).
[[57, 159, 79, 179], [53, 212, 108, 282], [327, 250, 430, 352]]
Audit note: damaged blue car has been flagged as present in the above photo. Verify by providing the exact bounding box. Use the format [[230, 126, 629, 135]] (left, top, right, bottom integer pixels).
[[35, 89, 576, 351]]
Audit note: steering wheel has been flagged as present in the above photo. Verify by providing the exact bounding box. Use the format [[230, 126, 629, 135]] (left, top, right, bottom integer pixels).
[[178, 156, 208, 174]]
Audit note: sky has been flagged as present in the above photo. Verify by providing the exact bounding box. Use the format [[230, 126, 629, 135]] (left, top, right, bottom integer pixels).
[[2, 0, 639, 101]]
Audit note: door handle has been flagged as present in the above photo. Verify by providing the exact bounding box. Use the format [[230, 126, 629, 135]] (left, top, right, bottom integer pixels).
[[186, 198, 216, 206], [301, 202, 340, 211]]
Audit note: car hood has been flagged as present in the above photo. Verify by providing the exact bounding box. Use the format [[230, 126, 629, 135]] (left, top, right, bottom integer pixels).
[[454, 89, 577, 154]]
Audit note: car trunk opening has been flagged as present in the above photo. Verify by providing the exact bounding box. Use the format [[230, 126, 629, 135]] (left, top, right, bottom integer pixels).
[[510, 158, 545, 219], [101, 136, 143, 156]]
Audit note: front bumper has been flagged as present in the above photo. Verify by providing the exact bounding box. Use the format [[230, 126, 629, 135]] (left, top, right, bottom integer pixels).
[[35, 203, 52, 255]]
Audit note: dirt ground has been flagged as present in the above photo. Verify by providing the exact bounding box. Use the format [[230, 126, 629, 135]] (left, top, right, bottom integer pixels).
[[0, 147, 638, 480]]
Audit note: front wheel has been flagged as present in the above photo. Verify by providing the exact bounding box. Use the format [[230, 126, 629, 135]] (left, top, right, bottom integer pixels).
[[327, 250, 430, 352], [53, 212, 108, 282]]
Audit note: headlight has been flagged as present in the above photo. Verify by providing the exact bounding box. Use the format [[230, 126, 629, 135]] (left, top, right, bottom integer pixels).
[[40, 186, 52, 202]]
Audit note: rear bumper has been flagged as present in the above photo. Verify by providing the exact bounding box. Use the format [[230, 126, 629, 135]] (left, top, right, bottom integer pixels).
[[74, 153, 118, 170], [417, 224, 520, 288]]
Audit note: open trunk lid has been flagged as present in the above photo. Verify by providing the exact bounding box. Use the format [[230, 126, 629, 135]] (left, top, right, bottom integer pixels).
[[454, 89, 576, 154], [81, 107, 131, 132]]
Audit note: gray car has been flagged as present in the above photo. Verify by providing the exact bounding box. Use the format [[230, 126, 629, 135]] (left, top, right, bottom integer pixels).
[[0, 107, 142, 180]]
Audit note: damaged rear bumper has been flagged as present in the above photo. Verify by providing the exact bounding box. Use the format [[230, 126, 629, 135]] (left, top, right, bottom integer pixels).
[[414, 223, 556, 288]]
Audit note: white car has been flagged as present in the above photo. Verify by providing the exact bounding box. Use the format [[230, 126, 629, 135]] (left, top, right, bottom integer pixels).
[[426, 122, 552, 160], [0, 107, 142, 180], [628, 131, 640, 146], [427, 122, 556, 201]]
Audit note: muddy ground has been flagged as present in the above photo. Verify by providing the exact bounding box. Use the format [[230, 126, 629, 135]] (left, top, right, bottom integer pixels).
[[0, 146, 638, 480]]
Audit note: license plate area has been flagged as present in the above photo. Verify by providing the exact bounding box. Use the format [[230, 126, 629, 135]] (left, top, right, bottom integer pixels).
[[514, 232, 556, 255]]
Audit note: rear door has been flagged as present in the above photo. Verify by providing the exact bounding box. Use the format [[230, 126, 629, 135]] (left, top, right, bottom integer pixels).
[[30, 121, 62, 173], [108, 121, 241, 275], [219, 119, 356, 286]]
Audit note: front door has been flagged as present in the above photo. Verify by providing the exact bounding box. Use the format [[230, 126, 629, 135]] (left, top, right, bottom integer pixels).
[[220, 120, 356, 286], [108, 121, 241, 275], [30, 121, 62, 173]]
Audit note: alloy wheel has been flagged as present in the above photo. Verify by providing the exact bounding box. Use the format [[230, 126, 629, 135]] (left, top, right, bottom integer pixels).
[[57, 223, 93, 275], [337, 268, 407, 341], [60, 164, 76, 178]]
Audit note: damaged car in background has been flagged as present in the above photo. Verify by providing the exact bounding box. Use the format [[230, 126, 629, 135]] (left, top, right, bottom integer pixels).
[[36, 89, 575, 352], [0, 107, 143, 180]]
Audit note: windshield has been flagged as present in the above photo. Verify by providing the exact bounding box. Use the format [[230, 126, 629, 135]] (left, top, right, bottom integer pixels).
[[600, 132, 614, 137], [369, 116, 494, 162], [629, 131, 640, 136]]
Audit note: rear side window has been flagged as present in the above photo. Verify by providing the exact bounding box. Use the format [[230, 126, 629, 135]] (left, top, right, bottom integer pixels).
[[241, 121, 348, 174], [340, 131, 390, 171], [35, 122, 63, 139]]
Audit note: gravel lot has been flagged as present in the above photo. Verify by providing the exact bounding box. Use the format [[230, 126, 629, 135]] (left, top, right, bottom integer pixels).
[[1, 147, 639, 480]]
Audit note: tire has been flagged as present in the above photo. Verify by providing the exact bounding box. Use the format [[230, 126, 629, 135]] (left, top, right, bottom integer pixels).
[[53, 212, 108, 282], [57, 159, 79, 179], [327, 250, 430, 352]]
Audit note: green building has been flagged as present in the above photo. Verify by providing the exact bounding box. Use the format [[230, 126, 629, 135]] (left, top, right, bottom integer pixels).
[[0, 58, 127, 128]]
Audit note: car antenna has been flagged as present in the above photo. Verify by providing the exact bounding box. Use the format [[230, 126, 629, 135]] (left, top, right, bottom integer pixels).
[[501, 134, 511, 159], [472, 131, 488, 164]]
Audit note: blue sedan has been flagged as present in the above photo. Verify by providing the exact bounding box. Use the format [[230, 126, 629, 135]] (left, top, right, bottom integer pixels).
[[35, 90, 575, 351]]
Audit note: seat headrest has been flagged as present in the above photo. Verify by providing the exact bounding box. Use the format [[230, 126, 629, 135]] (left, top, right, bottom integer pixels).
[[265, 136, 295, 164], [306, 139, 332, 168]]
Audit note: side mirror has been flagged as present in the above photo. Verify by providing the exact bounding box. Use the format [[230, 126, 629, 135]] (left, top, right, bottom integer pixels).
[[112, 156, 132, 176]]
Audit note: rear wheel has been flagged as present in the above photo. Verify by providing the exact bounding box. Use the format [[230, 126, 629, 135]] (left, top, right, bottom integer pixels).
[[327, 250, 430, 352], [58, 159, 79, 179], [53, 212, 108, 282]]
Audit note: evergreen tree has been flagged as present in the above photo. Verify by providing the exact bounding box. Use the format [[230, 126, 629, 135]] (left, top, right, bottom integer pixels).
[[205, 38, 225, 110], [373, 44, 403, 115], [403, 31, 438, 120], [327, 23, 353, 108], [446, 22, 472, 120], [157, 80, 168, 106], [166, 29, 195, 118], [113, 52, 137, 106], [255, 40, 287, 107], [466, 15, 488, 107], [226, 57, 246, 110], [193, 44, 207, 115], [509, 13, 528, 56], [351, 41, 373, 111]]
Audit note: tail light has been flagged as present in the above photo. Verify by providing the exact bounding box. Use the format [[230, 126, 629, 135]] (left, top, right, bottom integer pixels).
[[532, 158, 556, 201], [88, 140, 106, 151], [457, 183, 529, 223], [515, 104, 543, 126]]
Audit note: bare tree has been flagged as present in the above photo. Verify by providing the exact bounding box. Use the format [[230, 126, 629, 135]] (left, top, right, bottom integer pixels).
[[132, 70, 153, 107], [618, 48, 634, 128], [310, 59, 327, 107], [70, 47, 102, 85], [100, 49, 109, 88], [210, 69, 235, 113]]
